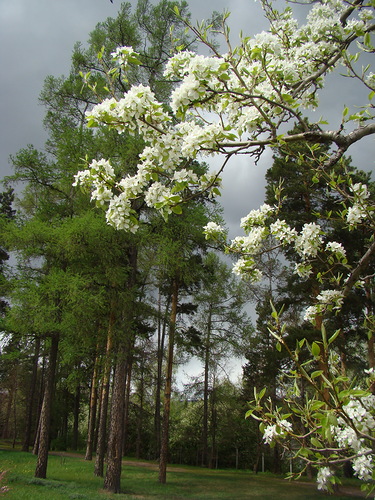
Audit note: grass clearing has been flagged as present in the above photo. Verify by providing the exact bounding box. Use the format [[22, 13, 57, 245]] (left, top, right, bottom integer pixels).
[[0, 448, 364, 499]]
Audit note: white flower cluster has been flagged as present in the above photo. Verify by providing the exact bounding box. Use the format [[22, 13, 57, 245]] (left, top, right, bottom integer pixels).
[[164, 52, 229, 115], [262, 419, 293, 445], [86, 84, 171, 137], [203, 222, 225, 240], [316, 466, 333, 491], [303, 289, 344, 322], [73, 158, 115, 206], [270, 220, 297, 245], [240, 204, 275, 231], [232, 258, 263, 282], [331, 394, 375, 481], [295, 223, 323, 258], [111, 46, 137, 66], [346, 183, 371, 227]]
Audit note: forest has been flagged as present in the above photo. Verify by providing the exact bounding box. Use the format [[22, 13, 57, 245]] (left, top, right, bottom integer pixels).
[[0, 0, 374, 496]]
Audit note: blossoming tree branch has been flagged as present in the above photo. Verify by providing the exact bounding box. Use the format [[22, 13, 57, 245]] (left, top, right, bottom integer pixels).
[[74, 0, 375, 492]]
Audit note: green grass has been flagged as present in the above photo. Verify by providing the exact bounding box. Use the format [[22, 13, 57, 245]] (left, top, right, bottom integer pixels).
[[0, 448, 364, 499]]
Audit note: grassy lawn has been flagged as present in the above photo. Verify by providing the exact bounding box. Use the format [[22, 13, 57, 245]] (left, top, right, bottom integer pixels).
[[0, 448, 364, 500]]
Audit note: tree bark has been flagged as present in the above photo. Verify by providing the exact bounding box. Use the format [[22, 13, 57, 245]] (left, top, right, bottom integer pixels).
[[33, 352, 47, 455], [2, 363, 18, 440], [122, 356, 133, 457], [72, 382, 80, 450], [103, 347, 127, 493], [135, 361, 145, 459], [85, 350, 100, 461], [202, 304, 212, 467], [103, 244, 138, 493], [154, 290, 169, 459], [35, 333, 59, 479], [22, 337, 41, 452], [159, 278, 179, 484], [94, 320, 114, 477]]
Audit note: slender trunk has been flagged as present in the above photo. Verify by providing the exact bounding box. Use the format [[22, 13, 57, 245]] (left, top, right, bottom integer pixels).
[[103, 347, 127, 493], [122, 355, 133, 457], [85, 350, 100, 461], [72, 383, 80, 450], [159, 278, 179, 484], [35, 333, 59, 479], [33, 352, 46, 455], [136, 363, 145, 459], [2, 365, 18, 439], [202, 304, 212, 467], [94, 319, 114, 477], [12, 387, 17, 448], [154, 291, 169, 459], [22, 337, 41, 452], [103, 244, 137, 493], [208, 383, 217, 469]]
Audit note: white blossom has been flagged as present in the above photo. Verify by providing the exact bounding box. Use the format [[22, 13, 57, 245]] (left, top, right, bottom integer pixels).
[[295, 223, 323, 258], [203, 222, 225, 239], [294, 262, 313, 278], [232, 258, 262, 282], [262, 419, 293, 444], [316, 289, 344, 310], [270, 220, 297, 245], [317, 467, 333, 491], [240, 204, 275, 230], [347, 204, 367, 227], [352, 453, 373, 481], [325, 241, 346, 259]]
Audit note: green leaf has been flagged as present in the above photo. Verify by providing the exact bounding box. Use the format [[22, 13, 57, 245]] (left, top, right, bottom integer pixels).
[[171, 205, 182, 215], [311, 342, 321, 357], [311, 437, 323, 448], [276, 341, 282, 352], [328, 329, 341, 345]]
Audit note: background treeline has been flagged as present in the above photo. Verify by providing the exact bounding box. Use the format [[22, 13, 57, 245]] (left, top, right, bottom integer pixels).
[[0, 0, 373, 492]]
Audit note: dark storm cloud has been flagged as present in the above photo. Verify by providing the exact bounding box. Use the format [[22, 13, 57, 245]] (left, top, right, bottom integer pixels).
[[0, 0, 116, 176]]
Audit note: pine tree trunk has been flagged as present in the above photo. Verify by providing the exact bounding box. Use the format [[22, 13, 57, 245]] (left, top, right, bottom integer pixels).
[[94, 321, 114, 477], [136, 363, 144, 459], [154, 290, 169, 459], [22, 337, 40, 452], [202, 305, 212, 467], [159, 278, 179, 484], [122, 356, 133, 457], [33, 352, 47, 455], [103, 244, 137, 493], [35, 334, 59, 479], [2, 365, 18, 439], [85, 350, 100, 461], [72, 383, 80, 450], [103, 348, 127, 493]]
